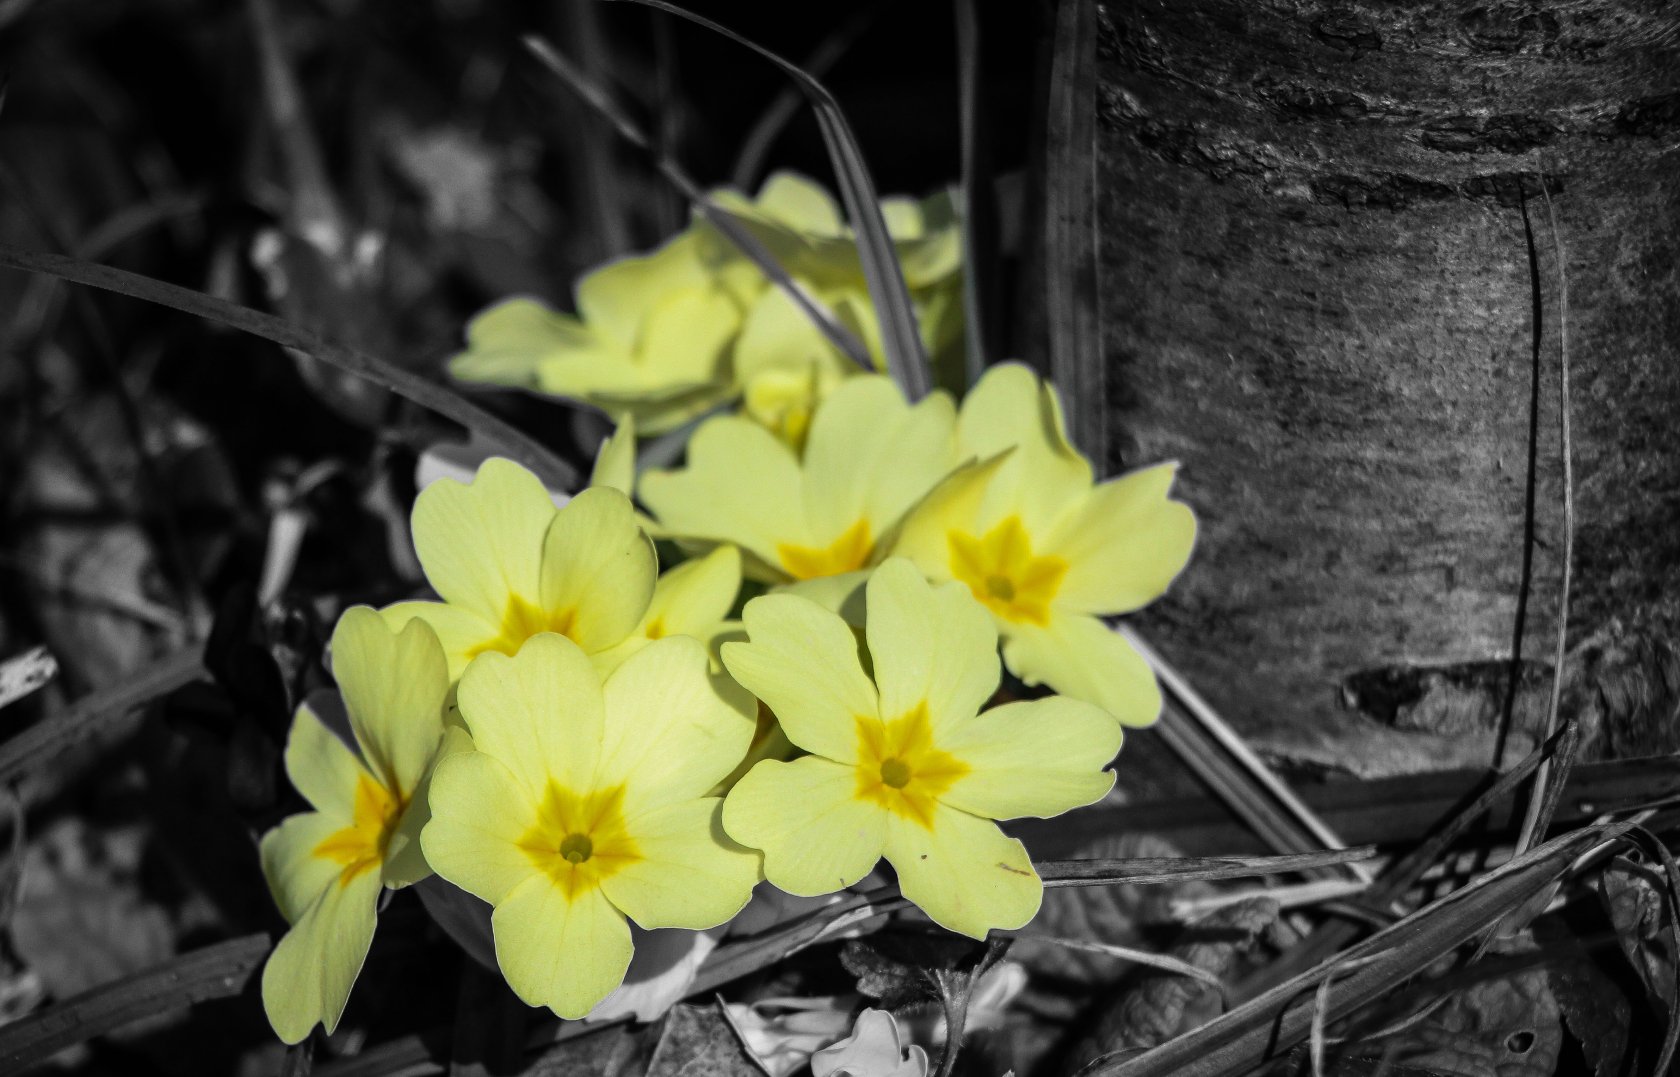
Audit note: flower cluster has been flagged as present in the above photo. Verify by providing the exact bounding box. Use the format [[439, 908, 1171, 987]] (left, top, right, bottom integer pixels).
[[447, 172, 964, 441], [258, 358, 1193, 1042]]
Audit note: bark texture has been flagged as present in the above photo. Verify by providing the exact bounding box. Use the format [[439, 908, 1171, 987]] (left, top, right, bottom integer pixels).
[[1096, 0, 1680, 775]]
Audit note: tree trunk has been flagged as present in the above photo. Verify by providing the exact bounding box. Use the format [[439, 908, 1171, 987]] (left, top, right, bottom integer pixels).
[[1093, 0, 1680, 776]]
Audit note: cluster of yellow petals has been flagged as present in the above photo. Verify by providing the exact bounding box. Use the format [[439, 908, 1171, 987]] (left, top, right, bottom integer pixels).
[[259, 351, 1196, 1041]]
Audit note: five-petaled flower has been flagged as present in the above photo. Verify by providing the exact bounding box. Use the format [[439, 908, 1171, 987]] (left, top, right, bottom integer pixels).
[[640, 375, 958, 585], [259, 608, 452, 1043], [447, 232, 741, 434], [886, 363, 1197, 727], [421, 631, 761, 1018], [382, 459, 657, 680], [719, 559, 1122, 938]]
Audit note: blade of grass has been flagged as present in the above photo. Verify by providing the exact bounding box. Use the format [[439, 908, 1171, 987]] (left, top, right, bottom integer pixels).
[[1514, 170, 1575, 858], [0, 647, 55, 711], [615, 0, 933, 400], [1089, 822, 1626, 1077], [521, 36, 871, 373], [954, 0, 1000, 385], [1044, 0, 1104, 458], [0, 934, 269, 1069], [0, 248, 576, 490], [552, 0, 631, 261], [731, 9, 876, 191], [0, 644, 202, 788]]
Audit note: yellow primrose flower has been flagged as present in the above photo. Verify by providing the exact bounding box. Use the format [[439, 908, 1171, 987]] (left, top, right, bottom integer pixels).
[[885, 363, 1197, 727], [259, 608, 451, 1043], [448, 232, 741, 434], [704, 172, 966, 437], [382, 459, 656, 680], [639, 375, 958, 584], [719, 559, 1121, 938], [421, 632, 760, 1018]]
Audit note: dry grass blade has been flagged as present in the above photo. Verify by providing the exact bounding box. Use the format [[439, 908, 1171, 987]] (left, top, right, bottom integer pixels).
[[1235, 718, 1579, 1003], [1515, 173, 1576, 858], [0, 247, 576, 490], [0, 933, 269, 1069], [0, 645, 203, 787], [1011, 932, 1226, 988], [1091, 822, 1625, 1077], [0, 646, 56, 711], [521, 36, 871, 372], [1044, 0, 1104, 458], [1040, 847, 1376, 887], [954, 0, 1000, 385], [732, 9, 874, 191], [1119, 624, 1371, 885], [616, 0, 933, 400]]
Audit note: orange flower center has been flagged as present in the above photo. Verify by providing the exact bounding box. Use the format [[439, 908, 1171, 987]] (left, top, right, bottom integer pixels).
[[313, 773, 404, 885], [947, 516, 1067, 626], [854, 702, 969, 829], [777, 518, 874, 581]]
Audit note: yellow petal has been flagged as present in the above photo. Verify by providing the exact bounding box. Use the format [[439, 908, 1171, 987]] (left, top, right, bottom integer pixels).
[[575, 232, 710, 350], [863, 560, 999, 733], [939, 697, 1120, 819], [722, 757, 885, 897], [755, 172, 844, 236], [421, 750, 544, 905], [283, 703, 368, 820], [259, 812, 347, 924], [449, 298, 592, 387], [958, 363, 1091, 534], [330, 607, 449, 797], [883, 452, 1011, 580], [883, 805, 1039, 939], [722, 593, 878, 763], [412, 457, 557, 625], [455, 633, 604, 797], [641, 545, 742, 640], [1001, 613, 1163, 728], [598, 636, 756, 814], [637, 287, 742, 385], [601, 798, 759, 930], [799, 377, 911, 539], [378, 600, 499, 682], [640, 417, 804, 570], [491, 875, 633, 1020], [539, 487, 657, 653], [589, 414, 637, 497], [1045, 463, 1197, 615], [260, 864, 382, 1044]]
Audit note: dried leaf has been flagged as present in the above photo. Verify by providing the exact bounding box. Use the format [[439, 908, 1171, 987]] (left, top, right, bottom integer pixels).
[[1601, 854, 1677, 1011], [1088, 897, 1279, 1052], [1351, 936, 1561, 1077], [647, 1003, 763, 1077]]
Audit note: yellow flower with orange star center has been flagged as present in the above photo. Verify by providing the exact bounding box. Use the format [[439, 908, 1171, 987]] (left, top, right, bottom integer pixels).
[[420, 631, 761, 1019], [885, 363, 1197, 727], [638, 375, 959, 584], [380, 459, 657, 681], [258, 608, 453, 1044], [719, 559, 1121, 938]]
